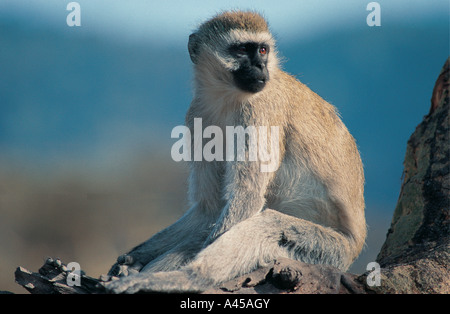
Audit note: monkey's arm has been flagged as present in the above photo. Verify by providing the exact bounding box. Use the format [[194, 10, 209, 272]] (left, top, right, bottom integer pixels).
[[204, 118, 284, 245], [204, 159, 276, 245]]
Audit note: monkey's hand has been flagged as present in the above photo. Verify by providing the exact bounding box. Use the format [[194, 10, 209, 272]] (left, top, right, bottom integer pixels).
[[107, 254, 144, 277], [203, 191, 266, 247]]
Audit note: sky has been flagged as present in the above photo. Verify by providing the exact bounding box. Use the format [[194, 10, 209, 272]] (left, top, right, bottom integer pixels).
[[0, 0, 448, 44]]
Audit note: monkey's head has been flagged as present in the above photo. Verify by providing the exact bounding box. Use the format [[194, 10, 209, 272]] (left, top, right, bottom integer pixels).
[[188, 11, 278, 95]]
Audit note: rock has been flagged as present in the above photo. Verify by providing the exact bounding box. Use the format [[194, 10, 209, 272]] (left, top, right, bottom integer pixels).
[[377, 58, 449, 266], [371, 58, 449, 294], [369, 243, 449, 294]]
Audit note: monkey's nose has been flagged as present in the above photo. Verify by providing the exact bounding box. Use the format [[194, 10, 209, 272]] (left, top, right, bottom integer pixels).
[[255, 62, 264, 70]]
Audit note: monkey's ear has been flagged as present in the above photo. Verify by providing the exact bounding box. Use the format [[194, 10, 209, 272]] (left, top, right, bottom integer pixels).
[[188, 33, 200, 64]]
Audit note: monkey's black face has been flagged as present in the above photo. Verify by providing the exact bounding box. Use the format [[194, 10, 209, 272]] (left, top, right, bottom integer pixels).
[[229, 42, 270, 93]]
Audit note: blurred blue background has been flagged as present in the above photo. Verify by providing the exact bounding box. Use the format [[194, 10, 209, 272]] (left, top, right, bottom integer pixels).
[[0, 0, 448, 292]]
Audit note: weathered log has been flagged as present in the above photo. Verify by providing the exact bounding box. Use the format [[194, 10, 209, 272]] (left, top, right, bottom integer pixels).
[[15, 258, 104, 294]]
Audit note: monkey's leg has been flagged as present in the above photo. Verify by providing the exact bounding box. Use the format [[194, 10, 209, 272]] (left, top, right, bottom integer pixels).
[[109, 161, 223, 277], [190, 209, 353, 282], [108, 205, 213, 277], [106, 209, 354, 293], [137, 227, 211, 273]]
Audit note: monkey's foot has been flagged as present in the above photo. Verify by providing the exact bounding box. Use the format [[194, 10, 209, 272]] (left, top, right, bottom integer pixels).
[[107, 254, 144, 277]]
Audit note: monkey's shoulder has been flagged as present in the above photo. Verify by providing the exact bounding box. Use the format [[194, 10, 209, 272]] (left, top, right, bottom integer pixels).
[[272, 70, 340, 120]]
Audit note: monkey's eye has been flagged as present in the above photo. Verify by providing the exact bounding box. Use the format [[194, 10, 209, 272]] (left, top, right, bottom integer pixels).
[[238, 46, 248, 53], [259, 47, 267, 55]]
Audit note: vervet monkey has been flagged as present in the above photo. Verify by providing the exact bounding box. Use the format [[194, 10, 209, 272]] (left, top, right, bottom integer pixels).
[[105, 10, 366, 293]]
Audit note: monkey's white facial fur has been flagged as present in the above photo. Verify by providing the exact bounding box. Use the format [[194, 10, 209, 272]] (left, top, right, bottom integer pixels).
[[190, 29, 278, 96], [217, 30, 277, 71], [224, 29, 278, 73]]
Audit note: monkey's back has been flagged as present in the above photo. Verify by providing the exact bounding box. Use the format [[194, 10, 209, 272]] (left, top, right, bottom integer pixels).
[[265, 70, 366, 254]]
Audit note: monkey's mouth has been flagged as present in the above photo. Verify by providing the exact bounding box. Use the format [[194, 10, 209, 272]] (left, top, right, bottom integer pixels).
[[233, 74, 268, 93], [251, 78, 267, 92], [231, 64, 269, 94], [246, 80, 266, 93]]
